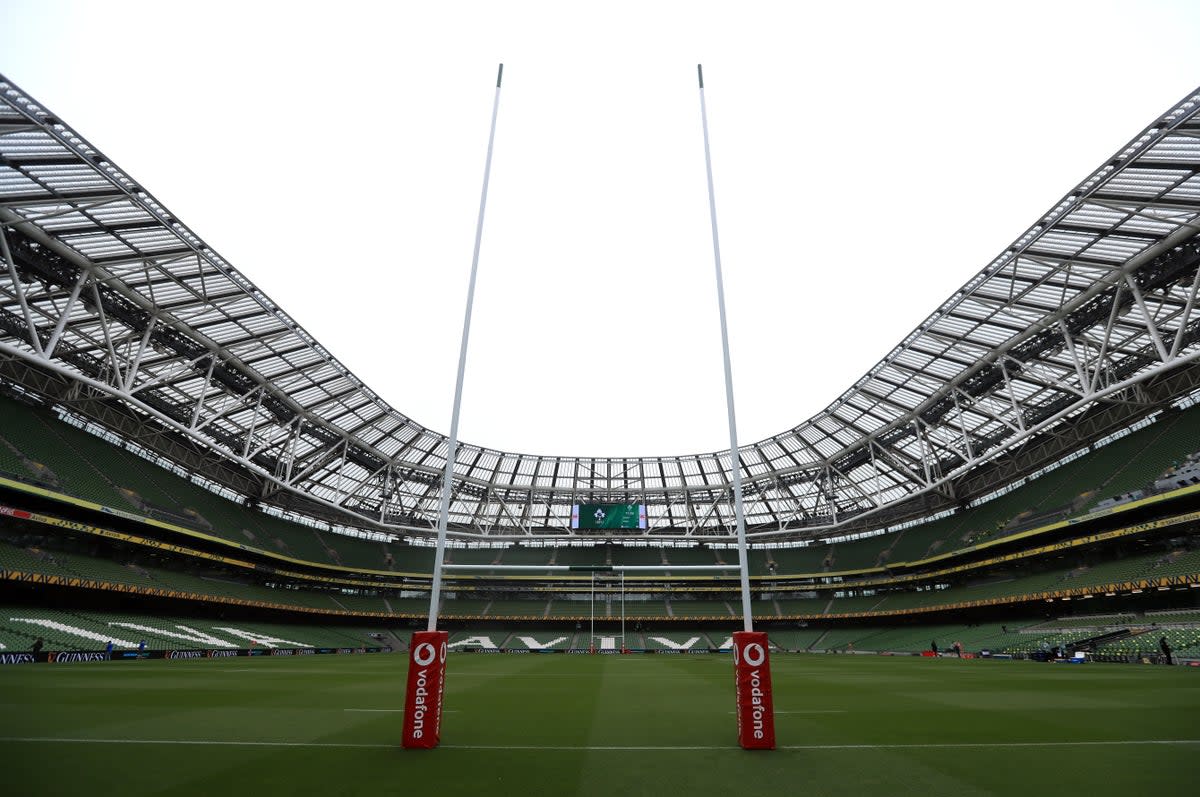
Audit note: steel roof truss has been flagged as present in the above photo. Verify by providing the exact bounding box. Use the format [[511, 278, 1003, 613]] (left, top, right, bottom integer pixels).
[[1, 226, 44, 355], [40, 267, 88, 359], [1168, 260, 1200, 358], [1090, 280, 1128, 394], [1124, 271, 1171, 363]]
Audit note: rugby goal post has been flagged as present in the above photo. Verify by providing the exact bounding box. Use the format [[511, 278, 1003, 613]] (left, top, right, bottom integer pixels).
[[401, 63, 774, 751]]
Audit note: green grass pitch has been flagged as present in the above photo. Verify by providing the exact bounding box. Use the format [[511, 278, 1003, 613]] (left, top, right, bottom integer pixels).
[[1, 652, 1196, 795]]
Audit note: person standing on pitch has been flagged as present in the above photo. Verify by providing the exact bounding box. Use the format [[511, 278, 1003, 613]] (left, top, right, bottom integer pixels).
[[1160, 636, 1173, 666], [930, 640, 938, 657]]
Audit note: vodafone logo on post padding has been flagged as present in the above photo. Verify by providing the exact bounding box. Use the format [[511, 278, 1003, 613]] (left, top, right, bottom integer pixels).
[[732, 631, 776, 750], [413, 643, 436, 667], [413, 641, 450, 667], [732, 642, 766, 667], [402, 630, 449, 749]]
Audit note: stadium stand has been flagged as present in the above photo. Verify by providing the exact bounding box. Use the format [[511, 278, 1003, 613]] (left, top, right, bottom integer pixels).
[[812, 627, 871, 651], [1090, 410, 1200, 507], [883, 514, 964, 564], [827, 536, 888, 571], [668, 600, 733, 617], [662, 546, 720, 567], [3, 255, 1200, 655], [1147, 609, 1200, 625], [775, 597, 834, 616], [487, 599, 551, 618], [7, 387, 1200, 593], [387, 598, 431, 614], [821, 595, 888, 615], [444, 547, 503, 570], [2, 76, 1199, 676], [758, 629, 826, 651], [610, 545, 666, 566], [0, 606, 388, 651], [499, 546, 553, 567], [756, 544, 831, 575], [1024, 614, 1138, 631], [0, 398, 133, 507], [552, 546, 606, 567], [442, 599, 491, 616], [618, 599, 670, 617]]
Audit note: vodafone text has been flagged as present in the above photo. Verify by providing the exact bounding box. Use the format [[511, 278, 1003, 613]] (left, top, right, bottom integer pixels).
[[411, 667, 431, 739], [748, 669, 766, 739]]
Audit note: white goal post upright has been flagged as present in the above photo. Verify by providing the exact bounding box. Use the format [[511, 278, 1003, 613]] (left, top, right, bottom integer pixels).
[[621, 570, 626, 651], [403, 63, 504, 751], [426, 64, 504, 632], [698, 63, 777, 750], [697, 64, 752, 633]]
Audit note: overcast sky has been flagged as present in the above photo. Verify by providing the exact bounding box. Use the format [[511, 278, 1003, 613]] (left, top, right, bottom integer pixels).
[[3, 1, 1198, 459]]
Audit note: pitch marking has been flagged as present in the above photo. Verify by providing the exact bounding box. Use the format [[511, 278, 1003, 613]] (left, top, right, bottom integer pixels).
[[1, 738, 1197, 752], [344, 709, 460, 713], [727, 710, 847, 714]]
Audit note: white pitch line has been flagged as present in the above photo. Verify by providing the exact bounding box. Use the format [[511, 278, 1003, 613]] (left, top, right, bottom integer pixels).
[[0, 738, 392, 749], [0, 738, 1196, 751], [443, 740, 1200, 751], [777, 740, 1200, 751], [344, 709, 460, 713], [221, 668, 335, 674], [728, 710, 847, 714], [447, 745, 735, 751]]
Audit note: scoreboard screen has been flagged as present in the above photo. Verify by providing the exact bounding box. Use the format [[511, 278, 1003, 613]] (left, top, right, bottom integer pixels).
[[571, 504, 648, 530]]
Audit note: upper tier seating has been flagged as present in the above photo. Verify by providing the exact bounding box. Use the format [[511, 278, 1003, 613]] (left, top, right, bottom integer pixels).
[[6, 393, 1200, 587]]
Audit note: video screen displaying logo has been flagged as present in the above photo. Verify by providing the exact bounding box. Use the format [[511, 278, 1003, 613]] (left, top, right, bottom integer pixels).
[[570, 504, 647, 529]]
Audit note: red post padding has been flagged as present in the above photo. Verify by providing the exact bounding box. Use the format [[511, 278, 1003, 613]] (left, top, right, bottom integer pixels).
[[402, 630, 449, 749], [732, 631, 776, 749]]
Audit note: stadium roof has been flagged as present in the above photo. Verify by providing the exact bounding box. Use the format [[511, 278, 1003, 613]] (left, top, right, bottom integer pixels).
[[2, 74, 1199, 541]]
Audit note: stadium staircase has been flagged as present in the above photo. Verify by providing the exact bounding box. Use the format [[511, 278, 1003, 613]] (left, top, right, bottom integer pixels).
[[1064, 628, 1134, 653]]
